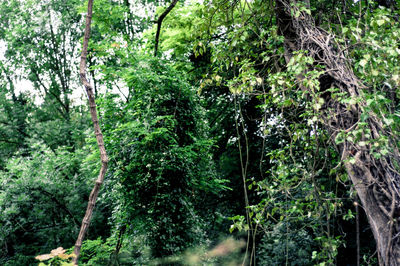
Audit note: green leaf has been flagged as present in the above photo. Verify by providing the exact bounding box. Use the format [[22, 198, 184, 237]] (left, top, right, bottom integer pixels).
[[359, 59, 368, 67], [377, 19, 385, 26]]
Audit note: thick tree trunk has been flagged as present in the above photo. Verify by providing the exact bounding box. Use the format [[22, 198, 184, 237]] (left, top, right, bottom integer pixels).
[[275, 1, 400, 264]]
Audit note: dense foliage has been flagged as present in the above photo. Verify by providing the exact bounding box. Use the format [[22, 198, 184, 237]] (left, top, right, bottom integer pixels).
[[0, 0, 399, 265]]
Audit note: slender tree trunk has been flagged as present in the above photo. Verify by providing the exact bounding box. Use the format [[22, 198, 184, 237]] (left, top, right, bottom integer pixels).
[[275, 1, 400, 264], [73, 0, 108, 264]]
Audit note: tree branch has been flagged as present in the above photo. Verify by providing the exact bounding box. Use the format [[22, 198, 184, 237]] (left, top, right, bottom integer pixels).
[[37, 188, 80, 226], [154, 0, 179, 56]]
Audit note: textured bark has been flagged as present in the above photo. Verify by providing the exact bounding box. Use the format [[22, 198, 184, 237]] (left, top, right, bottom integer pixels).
[[275, 1, 400, 264], [73, 0, 109, 264]]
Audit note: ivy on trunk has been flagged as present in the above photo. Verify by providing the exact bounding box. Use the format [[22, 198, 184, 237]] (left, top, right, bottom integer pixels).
[[275, 0, 400, 264]]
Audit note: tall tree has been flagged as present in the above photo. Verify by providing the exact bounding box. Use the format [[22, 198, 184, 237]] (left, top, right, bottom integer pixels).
[[0, 65, 30, 168], [0, 0, 85, 149], [275, 0, 400, 264]]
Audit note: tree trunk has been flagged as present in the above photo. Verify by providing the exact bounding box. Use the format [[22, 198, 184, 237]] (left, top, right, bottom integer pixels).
[[275, 1, 400, 264], [73, 0, 109, 264]]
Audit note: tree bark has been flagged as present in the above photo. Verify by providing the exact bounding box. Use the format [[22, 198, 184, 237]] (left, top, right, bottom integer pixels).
[[275, 1, 400, 264], [73, 0, 109, 264]]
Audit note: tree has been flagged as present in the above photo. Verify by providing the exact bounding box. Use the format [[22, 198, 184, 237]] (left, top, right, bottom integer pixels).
[[0, 68, 30, 168], [0, 0, 87, 150], [166, 0, 399, 264], [2, 0, 400, 264], [97, 54, 227, 258], [274, 1, 400, 264], [73, 0, 108, 263]]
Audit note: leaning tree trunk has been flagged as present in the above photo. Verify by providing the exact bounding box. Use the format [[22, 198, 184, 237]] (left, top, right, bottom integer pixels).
[[73, 0, 109, 264], [275, 1, 400, 264]]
